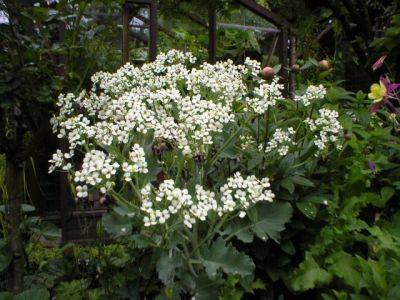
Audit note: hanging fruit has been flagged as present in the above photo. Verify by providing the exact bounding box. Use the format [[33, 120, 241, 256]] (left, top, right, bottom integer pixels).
[[262, 66, 275, 80], [319, 59, 331, 71]]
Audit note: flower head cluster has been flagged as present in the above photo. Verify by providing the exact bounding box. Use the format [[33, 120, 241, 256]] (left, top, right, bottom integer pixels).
[[219, 172, 274, 218], [246, 78, 284, 114], [140, 172, 274, 228], [49, 50, 255, 162], [49, 149, 73, 173], [73, 150, 119, 197], [261, 127, 296, 156], [141, 180, 193, 227], [294, 84, 326, 106], [122, 144, 148, 182], [305, 108, 343, 151]]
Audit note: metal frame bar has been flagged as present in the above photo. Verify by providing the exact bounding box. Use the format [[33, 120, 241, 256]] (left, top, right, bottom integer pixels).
[[217, 23, 280, 34]]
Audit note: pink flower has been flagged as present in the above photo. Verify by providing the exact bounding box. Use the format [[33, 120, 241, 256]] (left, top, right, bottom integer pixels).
[[372, 55, 387, 72]]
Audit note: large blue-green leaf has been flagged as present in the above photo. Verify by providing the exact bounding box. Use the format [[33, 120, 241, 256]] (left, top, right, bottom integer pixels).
[[200, 237, 254, 278], [223, 202, 293, 243]]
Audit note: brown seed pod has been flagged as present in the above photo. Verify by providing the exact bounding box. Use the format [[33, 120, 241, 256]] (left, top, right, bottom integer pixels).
[[345, 133, 352, 140], [262, 66, 275, 80], [319, 59, 331, 71], [291, 64, 300, 73], [152, 138, 168, 155]]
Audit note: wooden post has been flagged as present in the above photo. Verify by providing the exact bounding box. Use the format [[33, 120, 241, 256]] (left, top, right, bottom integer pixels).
[[278, 29, 289, 94], [149, 0, 157, 61], [208, 4, 217, 64], [289, 33, 296, 99], [6, 160, 24, 293], [122, 2, 130, 65]]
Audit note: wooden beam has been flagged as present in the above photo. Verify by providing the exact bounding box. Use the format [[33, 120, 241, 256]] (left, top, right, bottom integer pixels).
[[235, 0, 293, 30]]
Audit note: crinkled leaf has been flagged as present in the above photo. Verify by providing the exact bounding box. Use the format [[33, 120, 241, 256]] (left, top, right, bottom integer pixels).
[[15, 288, 50, 300], [247, 202, 293, 242], [288, 253, 332, 292], [194, 274, 223, 300], [200, 237, 254, 278], [102, 212, 132, 237], [326, 251, 362, 290], [156, 251, 182, 286], [223, 202, 292, 243]]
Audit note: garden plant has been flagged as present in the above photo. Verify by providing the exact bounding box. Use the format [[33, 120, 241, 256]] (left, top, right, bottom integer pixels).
[[1, 1, 400, 299]]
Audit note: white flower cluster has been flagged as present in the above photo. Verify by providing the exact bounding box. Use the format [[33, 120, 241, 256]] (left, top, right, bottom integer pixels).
[[219, 172, 274, 218], [48, 149, 73, 173], [122, 144, 148, 182], [140, 172, 274, 228], [294, 84, 326, 106], [49, 50, 254, 162], [141, 180, 192, 226], [74, 150, 119, 196], [244, 57, 261, 77], [305, 108, 343, 151], [261, 127, 296, 156], [246, 78, 284, 114]]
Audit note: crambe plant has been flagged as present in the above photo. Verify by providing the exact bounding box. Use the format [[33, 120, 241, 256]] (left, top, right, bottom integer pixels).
[[49, 50, 344, 297]]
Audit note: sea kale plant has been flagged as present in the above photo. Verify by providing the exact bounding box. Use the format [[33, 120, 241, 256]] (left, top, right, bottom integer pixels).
[[49, 50, 344, 298]]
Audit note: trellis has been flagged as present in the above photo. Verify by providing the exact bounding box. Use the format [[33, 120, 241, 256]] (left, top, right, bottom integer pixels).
[[122, 0, 297, 95]]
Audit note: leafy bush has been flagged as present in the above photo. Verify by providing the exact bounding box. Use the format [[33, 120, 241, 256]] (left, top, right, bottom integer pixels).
[[48, 50, 350, 298]]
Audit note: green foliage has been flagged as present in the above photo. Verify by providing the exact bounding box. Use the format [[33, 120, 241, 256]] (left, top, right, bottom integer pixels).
[[200, 237, 254, 278], [285, 89, 400, 299]]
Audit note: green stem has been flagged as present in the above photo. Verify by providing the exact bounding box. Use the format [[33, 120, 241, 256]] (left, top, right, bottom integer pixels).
[[263, 107, 271, 151], [189, 214, 229, 256], [109, 189, 139, 210]]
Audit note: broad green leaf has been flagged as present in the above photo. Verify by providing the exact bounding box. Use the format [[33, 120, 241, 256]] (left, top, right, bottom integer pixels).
[[291, 175, 315, 187], [156, 251, 182, 286], [56, 280, 90, 299], [289, 253, 332, 292], [200, 237, 254, 278], [223, 202, 292, 243], [247, 202, 293, 242], [381, 187, 395, 204], [280, 178, 295, 194], [102, 212, 132, 237], [15, 288, 50, 300], [30, 222, 61, 240], [326, 251, 362, 290], [296, 202, 317, 219], [221, 219, 253, 243], [194, 275, 223, 300], [131, 233, 161, 248]]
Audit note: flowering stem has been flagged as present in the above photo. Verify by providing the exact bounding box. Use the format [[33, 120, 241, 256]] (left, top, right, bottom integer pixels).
[[263, 107, 270, 151], [189, 214, 229, 257], [109, 189, 140, 210]]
